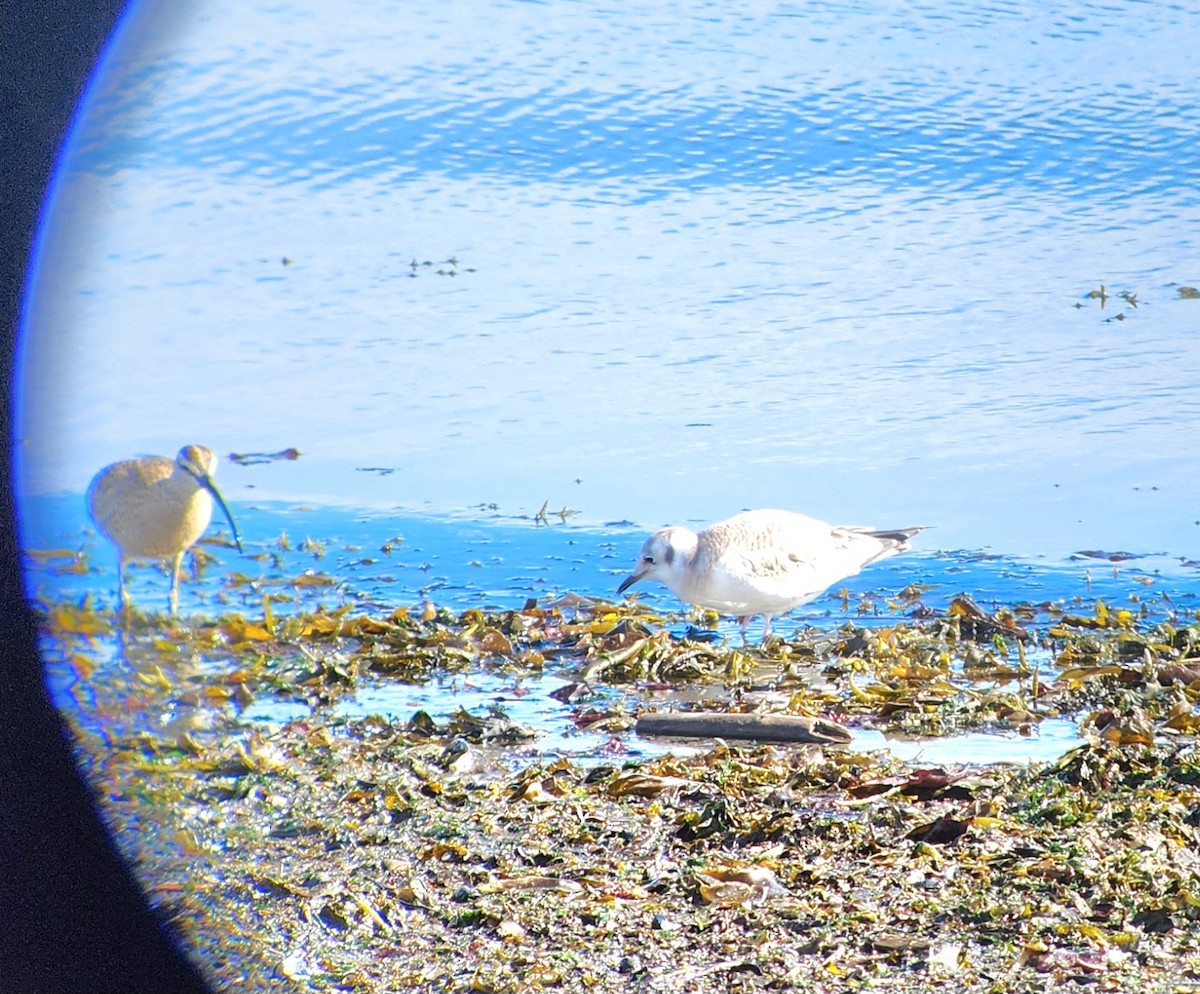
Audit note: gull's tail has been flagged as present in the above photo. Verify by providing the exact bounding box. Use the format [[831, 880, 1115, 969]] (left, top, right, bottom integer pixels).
[[866, 526, 924, 549], [853, 525, 924, 566]]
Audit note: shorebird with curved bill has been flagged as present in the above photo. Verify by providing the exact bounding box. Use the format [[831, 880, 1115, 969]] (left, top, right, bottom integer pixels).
[[617, 508, 922, 642], [86, 444, 243, 615]]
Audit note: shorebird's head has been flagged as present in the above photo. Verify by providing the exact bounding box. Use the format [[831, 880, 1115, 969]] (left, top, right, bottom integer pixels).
[[175, 444, 244, 553], [616, 526, 697, 597]]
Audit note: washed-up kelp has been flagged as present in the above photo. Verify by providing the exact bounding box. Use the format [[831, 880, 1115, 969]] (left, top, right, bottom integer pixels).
[[66, 699, 1200, 993], [43, 590, 1200, 742], [37, 592, 1200, 992]]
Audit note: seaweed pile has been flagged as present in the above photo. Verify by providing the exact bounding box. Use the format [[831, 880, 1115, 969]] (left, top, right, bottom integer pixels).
[[39, 587, 1200, 992]]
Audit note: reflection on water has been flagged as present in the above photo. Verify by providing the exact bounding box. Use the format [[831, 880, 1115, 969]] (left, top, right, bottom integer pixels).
[[239, 673, 1087, 769], [243, 670, 660, 766], [854, 721, 1084, 767]]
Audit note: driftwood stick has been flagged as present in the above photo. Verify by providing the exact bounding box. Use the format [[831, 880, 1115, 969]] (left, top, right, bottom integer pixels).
[[635, 711, 852, 745]]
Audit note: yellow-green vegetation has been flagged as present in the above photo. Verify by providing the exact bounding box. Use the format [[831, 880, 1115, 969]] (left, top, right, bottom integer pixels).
[[42, 594, 1200, 993]]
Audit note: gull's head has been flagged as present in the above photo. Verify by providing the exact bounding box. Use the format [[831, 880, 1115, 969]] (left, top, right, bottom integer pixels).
[[616, 526, 697, 597]]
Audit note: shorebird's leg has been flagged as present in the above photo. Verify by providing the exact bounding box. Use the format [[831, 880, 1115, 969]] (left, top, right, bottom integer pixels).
[[737, 615, 751, 645], [761, 615, 774, 643], [117, 554, 129, 616], [169, 551, 184, 616]]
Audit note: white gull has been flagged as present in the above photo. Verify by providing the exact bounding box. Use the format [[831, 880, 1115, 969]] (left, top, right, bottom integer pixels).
[[616, 508, 922, 641]]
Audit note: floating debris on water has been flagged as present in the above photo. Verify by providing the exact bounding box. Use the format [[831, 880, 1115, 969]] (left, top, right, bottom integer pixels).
[[228, 447, 301, 466]]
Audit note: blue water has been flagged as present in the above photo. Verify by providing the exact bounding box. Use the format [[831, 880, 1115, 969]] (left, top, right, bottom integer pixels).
[[16, 0, 1200, 764], [22, 492, 1200, 626], [17, 0, 1200, 562]]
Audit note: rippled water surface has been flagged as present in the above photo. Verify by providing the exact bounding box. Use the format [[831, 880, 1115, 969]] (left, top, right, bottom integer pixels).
[[16, 0, 1200, 763]]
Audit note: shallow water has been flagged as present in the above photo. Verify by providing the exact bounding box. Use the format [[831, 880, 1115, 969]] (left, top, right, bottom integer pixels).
[[16, 0, 1200, 765], [239, 676, 1087, 769], [24, 492, 1200, 622], [27, 490, 1195, 765]]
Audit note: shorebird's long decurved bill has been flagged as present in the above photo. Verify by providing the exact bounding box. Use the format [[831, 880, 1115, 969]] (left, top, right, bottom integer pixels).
[[178, 448, 244, 553], [200, 474, 243, 553]]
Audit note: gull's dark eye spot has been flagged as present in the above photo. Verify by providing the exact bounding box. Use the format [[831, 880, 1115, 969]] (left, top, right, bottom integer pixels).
[[664, 547, 675, 566]]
